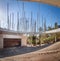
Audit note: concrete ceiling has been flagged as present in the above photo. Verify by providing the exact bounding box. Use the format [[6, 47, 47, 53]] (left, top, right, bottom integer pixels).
[[19, 0, 60, 7]]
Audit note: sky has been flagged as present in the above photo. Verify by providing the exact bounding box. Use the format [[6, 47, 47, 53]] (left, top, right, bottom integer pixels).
[[0, 0, 60, 32]]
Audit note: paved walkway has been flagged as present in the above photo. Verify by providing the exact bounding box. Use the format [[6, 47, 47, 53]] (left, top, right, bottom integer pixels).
[[0, 44, 51, 58]]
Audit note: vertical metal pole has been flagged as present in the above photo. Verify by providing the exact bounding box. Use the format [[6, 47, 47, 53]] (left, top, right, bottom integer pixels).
[[34, 21, 36, 33], [17, 12, 20, 31], [7, 3, 9, 29], [44, 18, 46, 31], [42, 16, 44, 31], [30, 12, 33, 46], [38, 3, 40, 32], [22, 2, 25, 32], [12, 13, 14, 30], [31, 11, 33, 32], [9, 13, 11, 30], [27, 18, 29, 32], [26, 20, 28, 32], [29, 18, 30, 32], [37, 12, 39, 32]]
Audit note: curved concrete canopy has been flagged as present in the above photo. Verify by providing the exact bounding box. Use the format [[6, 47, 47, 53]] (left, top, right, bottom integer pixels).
[[18, 0, 60, 7]]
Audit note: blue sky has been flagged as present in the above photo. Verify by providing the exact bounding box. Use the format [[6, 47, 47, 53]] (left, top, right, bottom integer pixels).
[[0, 0, 60, 31]]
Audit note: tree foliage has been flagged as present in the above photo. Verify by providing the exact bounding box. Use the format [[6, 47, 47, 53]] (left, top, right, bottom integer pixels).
[[54, 22, 58, 29], [27, 35, 37, 45]]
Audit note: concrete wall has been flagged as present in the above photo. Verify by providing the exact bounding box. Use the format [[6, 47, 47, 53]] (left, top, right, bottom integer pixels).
[[0, 34, 27, 48], [3, 34, 21, 39], [21, 35, 27, 46], [3, 34, 27, 46]]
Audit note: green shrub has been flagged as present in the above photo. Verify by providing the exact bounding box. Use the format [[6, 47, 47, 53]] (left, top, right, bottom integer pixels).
[[27, 35, 37, 45], [41, 36, 55, 44], [32, 35, 36, 45]]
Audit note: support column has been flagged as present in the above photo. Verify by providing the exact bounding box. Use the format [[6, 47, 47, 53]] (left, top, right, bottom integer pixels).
[[0, 34, 3, 48]]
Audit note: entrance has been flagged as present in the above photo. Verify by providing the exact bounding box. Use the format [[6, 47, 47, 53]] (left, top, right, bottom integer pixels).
[[3, 38, 21, 48]]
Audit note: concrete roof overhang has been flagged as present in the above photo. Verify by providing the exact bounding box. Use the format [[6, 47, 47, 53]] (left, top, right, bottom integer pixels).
[[43, 28, 60, 34], [18, 0, 60, 7]]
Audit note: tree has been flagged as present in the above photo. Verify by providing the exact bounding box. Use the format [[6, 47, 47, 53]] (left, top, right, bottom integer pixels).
[[32, 35, 36, 45], [38, 35, 41, 45], [27, 36, 32, 44], [39, 27, 43, 32], [48, 26, 52, 30], [27, 35, 37, 46], [54, 22, 58, 29]]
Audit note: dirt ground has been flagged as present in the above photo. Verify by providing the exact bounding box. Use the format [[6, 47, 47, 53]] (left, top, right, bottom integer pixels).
[[0, 51, 60, 61]]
